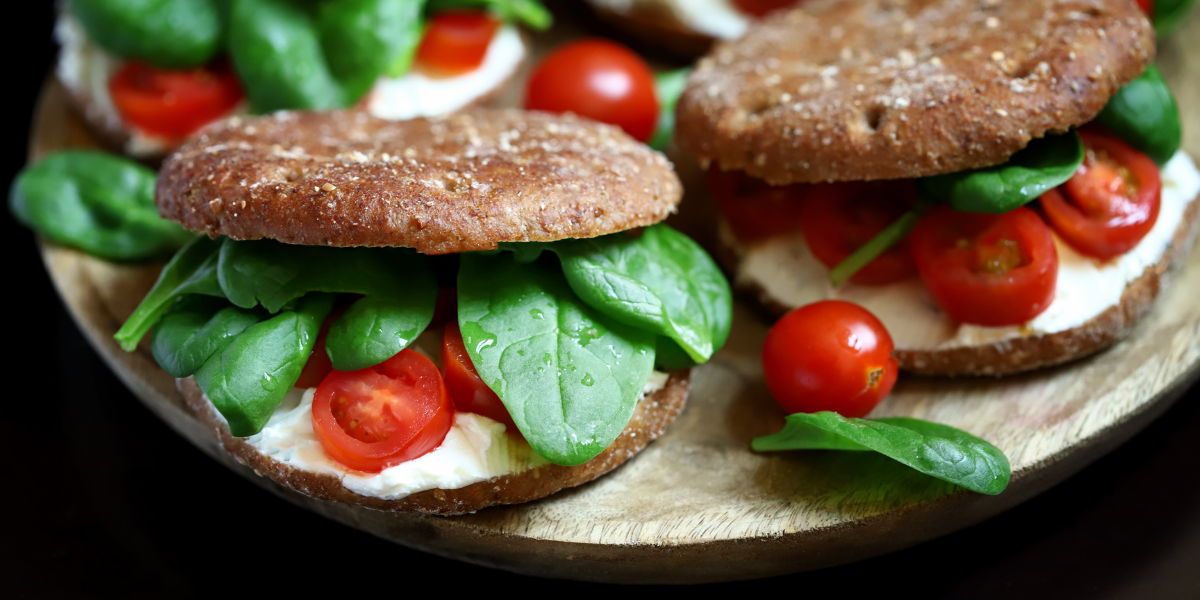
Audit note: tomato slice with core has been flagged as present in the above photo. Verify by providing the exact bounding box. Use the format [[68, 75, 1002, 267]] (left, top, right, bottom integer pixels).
[[910, 205, 1058, 327], [108, 59, 243, 139], [1039, 130, 1161, 261], [441, 322, 517, 432], [708, 166, 808, 243], [312, 349, 454, 473], [733, 0, 801, 16], [415, 10, 499, 75], [799, 180, 918, 285]]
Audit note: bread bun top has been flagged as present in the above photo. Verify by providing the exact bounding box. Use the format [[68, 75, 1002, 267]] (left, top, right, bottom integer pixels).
[[676, 0, 1154, 185], [157, 109, 681, 254]]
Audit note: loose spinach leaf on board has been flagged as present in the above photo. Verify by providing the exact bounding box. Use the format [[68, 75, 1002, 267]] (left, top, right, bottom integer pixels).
[[1096, 64, 1182, 165], [427, 0, 552, 30], [1154, 0, 1197, 37], [114, 236, 226, 351], [217, 240, 437, 370], [917, 131, 1084, 214], [457, 253, 655, 466], [195, 292, 335, 436], [649, 68, 691, 151], [10, 151, 195, 263], [753, 412, 1011, 495], [151, 295, 266, 378], [70, 0, 223, 68]]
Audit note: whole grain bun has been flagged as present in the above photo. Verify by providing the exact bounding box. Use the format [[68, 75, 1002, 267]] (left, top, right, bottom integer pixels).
[[157, 109, 681, 255], [716, 190, 1200, 377], [178, 371, 690, 515], [676, 0, 1155, 185]]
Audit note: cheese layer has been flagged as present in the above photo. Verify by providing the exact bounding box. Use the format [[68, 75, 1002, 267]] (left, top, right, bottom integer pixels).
[[587, 0, 750, 40], [731, 151, 1200, 351]]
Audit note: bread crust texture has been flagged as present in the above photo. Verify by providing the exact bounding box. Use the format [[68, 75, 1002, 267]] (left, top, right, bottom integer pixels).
[[676, 0, 1155, 185], [178, 371, 690, 515]]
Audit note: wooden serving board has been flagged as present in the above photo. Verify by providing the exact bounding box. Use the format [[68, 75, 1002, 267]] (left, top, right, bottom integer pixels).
[[30, 11, 1200, 584]]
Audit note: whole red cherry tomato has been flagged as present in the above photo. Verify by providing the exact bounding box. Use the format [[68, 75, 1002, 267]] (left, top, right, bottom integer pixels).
[[910, 205, 1058, 327], [762, 300, 898, 418], [799, 180, 918, 285], [708, 166, 808, 243], [733, 0, 801, 16], [441, 322, 517, 432], [1040, 130, 1161, 260], [415, 10, 499, 75], [524, 39, 658, 142], [108, 58, 243, 138]]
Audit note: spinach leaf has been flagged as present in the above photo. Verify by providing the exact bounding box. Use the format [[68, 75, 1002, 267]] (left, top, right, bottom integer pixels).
[[917, 131, 1083, 214], [10, 150, 194, 262], [69, 0, 222, 67], [753, 412, 1011, 495], [216, 239, 436, 370], [427, 0, 552, 30], [114, 236, 225, 352], [316, 0, 424, 103], [1154, 0, 1197, 37], [151, 295, 265, 378], [828, 199, 932, 287], [195, 292, 334, 436], [649, 68, 690, 151], [1096, 64, 1181, 165], [458, 253, 655, 466]]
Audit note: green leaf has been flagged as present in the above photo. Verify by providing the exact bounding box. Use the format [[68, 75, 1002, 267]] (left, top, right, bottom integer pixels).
[[1154, 0, 1197, 37], [428, 0, 553, 30], [151, 295, 266, 378], [753, 412, 1011, 495], [457, 252, 655, 466], [317, 0, 424, 102], [228, 0, 347, 111], [649, 68, 690, 151], [829, 200, 931, 287], [69, 0, 222, 67], [9, 150, 194, 262], [1096, 64, 1182, 165], [917, 131, 1084, 214], [325, 295, 434, 371], [195, 292, 335, 436], [114, 236, 226, 352]]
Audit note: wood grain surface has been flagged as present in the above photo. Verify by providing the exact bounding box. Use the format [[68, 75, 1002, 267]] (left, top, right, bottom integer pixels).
[[29, 11, 1200, 584]]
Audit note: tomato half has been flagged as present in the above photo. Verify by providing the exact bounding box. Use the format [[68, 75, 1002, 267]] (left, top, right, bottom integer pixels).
[[108, 59, 243, 139], [312, 349, 454, 473], [1040, 130, 1161, 260], [441, 322, 517, 432], [911, 205, 1058, 327], [708, 166, 808, 243], [762, 300, 897, 418], [1136, 0, 1154, 17], [524, 39, 658, 142], [733, 0, 801, 16], [415, 10, 499, 75], [799, 180, 918, 285]]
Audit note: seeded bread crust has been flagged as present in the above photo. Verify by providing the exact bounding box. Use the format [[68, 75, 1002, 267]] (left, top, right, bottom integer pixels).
[[177, 371, 690, 515], [587, 1, 719, 57], [157, 109, 681, 255], [717, 191, 1200, 377], [676, 0, 1154, 185]]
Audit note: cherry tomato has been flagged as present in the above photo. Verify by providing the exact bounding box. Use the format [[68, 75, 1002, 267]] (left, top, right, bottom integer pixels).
[[708, 166, 808, 243], [1135, 0, 1154, 17], [733, 0, 801, 16], [441, 322, 517, 432], [108, 59, 243, 139], [1040, 130, 1161, 260], [799, 181, 918, 285], [428, 286, 457, 329], [525, 39, 658, 142], [415, 10, 499, 75], [910, 205, 1058, 327], [312, 349, 454, 473], [762, 300, 898, 418]]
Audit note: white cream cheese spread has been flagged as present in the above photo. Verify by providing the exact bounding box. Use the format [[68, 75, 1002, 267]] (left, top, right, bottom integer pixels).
[[365, 24, 525, 121], [587, 0, 750, 40], [731, 151, 1200, 351]]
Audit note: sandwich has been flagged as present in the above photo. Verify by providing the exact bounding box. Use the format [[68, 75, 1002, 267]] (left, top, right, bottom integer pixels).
[[112, 108, 732, 514], [56, 0, 548, 160], [583, 0, 772, 56], [676, 0, 1198, 376]]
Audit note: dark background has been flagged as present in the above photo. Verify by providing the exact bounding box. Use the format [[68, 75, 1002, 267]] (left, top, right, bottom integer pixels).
[[4, 3, 1200, 598]]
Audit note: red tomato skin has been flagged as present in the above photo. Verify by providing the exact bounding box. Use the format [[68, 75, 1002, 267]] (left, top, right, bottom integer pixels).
[[799, 180, 918, 285], [911, 206, 1058, 327], [428, 286, 457, 329], [1136, 0, 1154, 16], [294, 302, 354, 389], [442, 322, 517, 432], [108, 59, 243, 138], [312, 350, 454, 473], [733, 0, 801, 16], [1040, 131, 1161, 260], [708, 166, 809, 243], [415, 10, 499, 75], [524, 39, 659, 142], [762, 300, 897, 418]]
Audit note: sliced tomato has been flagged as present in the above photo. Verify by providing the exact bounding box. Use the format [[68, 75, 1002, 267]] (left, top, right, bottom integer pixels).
[[1040, 130, 1161, 260], [415, 10, 499, 75], [708, 166, 808, 243], [798, 180, 918, 285], [441, 322, 517, 432], [733, 0, 801, 16], [911, 206, 1058, 327], [312, 349, 454, 473], [108, 58, 243, 139]]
